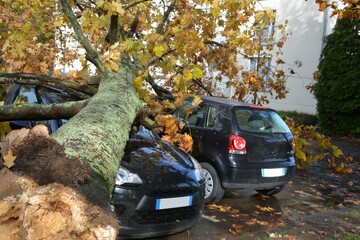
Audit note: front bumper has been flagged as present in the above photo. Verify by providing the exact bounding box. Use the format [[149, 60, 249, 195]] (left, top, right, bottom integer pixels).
[[111, 185, 205, 239]]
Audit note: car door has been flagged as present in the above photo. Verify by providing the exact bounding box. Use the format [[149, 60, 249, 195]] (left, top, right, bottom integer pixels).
[[174, 102, 205, 157], [201, 104, 231, 162]]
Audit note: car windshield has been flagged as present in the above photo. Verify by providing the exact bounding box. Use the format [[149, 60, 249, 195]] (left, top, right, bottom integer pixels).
[[234, 107, 291, 133]]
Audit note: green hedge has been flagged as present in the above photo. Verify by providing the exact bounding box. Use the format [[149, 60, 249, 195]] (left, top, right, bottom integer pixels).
[[277, 111, 318, 126], [314, 17, 360, 136]]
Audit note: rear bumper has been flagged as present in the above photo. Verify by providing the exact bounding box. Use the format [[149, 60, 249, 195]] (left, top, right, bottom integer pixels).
[[220, 158, 296, 189]]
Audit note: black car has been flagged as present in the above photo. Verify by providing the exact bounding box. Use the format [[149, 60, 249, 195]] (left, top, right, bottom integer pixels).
[[113, 125, 205, 238], [4, 84, 205, 238], [4, 84, 78, 133], [174, 96, 296, 203]]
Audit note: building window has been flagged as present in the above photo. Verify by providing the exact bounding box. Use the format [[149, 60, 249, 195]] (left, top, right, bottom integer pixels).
[[260, 21, 276, 46], [254, 10, 277, 46], [249, 57, 272, 90]]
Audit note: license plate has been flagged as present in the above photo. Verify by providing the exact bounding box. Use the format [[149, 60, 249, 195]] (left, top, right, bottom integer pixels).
[[156, 196, 193, 210], [261, 168, 286, 177]]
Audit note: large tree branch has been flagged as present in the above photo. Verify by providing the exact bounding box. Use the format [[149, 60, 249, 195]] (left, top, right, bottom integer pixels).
[[108, 14, 119, 45], [145, 74, 171, 96], [127, 9, 140, 38], [0, 100, 89, 121], [60, 0, 107, 76], [0, 73, 97, 99], [156, 0, 177, 34]]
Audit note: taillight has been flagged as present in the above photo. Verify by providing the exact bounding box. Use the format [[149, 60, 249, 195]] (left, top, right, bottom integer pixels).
[[291, 140, 295, 151], [289, 139, 295, 155], [228, 134, 247, 154]]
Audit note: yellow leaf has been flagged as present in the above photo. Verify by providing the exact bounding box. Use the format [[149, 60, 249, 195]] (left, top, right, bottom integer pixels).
[[133, 76, 143, 89], [332, 146, 343, 158], [109, 60, 119, 72], [192, 96, 202, 107], [192, 67, 203, 79], [153, 45, 164, 57], [3, 150, 17, 168], [320, 138, 331, 148], [183, 68, 193, 81], [296, 150, 306, 161], [319, 1, 328, 11], [178, 134, 193, 153]]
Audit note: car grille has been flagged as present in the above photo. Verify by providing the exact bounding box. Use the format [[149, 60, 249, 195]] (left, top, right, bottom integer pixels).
[[131, 206, 197, 225], [147, 187, 199, 197]]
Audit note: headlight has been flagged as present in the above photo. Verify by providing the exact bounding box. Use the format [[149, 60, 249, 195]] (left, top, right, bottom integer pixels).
[[115, 167, 143, 186], [190, 156, 204, 182]]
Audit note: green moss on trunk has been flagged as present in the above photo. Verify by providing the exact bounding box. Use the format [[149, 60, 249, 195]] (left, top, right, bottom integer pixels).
[[52, 63, 142, 198]]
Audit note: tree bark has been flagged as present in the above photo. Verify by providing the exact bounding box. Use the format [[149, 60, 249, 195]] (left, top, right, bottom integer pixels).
[[0, 100, 88, 121], [0, 61, 143, 239], [0, 73, 97, 99]]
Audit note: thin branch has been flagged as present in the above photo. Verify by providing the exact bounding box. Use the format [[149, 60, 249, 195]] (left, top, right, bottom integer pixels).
[[156, 0, 177, 34], [204, 40, 248, 58], [60, 0, 107, 76], [204, 40, 224, 47], [0, 100, 89, 121], [147, 49, 175, 67], [124, 0, 151, 10], [193, 78, 213, 96], [135, 110, 159, 130]]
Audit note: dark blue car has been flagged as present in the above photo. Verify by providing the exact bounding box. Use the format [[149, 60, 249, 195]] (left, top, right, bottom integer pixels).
[[4, 84, 205, 239]]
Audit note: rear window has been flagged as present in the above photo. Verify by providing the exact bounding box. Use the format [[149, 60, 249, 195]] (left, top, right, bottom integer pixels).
[[234, 108, 291, 133]]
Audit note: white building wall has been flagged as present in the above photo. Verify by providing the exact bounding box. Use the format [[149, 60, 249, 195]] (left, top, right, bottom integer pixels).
[[259, 0, 337, 114]]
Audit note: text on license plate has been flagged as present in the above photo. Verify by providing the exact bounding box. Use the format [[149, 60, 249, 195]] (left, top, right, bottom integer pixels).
[[261, 168, 286, 177], [156, 196, 192, 210]]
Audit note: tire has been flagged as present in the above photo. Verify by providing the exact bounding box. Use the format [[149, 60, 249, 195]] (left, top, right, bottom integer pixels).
[[256, 185, 284, 196], [200, 162, 224, 204]]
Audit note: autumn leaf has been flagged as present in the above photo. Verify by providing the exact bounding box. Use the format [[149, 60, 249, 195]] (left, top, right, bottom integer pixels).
[[332, 146, 343, 157], [192, 67, 203, 79], [256, 205, 275, 212], [3, 149, 17, 168], [183, 68, 193, 81], [153, 45, 165, 58], [246, 218, 257, 226], [228, 224, 242, 235], [133, 76, 143, 90], [256, 220, 269, 226], [192, 96, 202, 107], [178, 134, 193, 153]]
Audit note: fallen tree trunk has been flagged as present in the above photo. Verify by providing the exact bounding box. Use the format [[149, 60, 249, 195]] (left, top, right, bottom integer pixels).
[[0, 168, 118, 240], [0, 62, 143, 239]]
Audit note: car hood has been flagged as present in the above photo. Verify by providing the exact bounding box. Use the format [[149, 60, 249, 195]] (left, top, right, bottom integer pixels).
[[121, 139, 198, 187]]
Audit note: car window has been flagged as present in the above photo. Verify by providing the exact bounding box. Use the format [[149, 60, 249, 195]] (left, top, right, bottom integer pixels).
[[205, 105, 217, 128], [39, 87, 77, 104], [14, 86, 38, 104], [234, 108, 291, 133], [174, 102, 205, 127], [130, 125, 161, 141]]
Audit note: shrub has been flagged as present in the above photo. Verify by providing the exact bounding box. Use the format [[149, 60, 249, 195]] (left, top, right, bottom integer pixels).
[[314, 17, 360, 136]]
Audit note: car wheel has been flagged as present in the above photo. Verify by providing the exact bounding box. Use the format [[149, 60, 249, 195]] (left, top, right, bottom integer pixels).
[[256, 185, 284, 196], [200, 162, 224, 204]]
